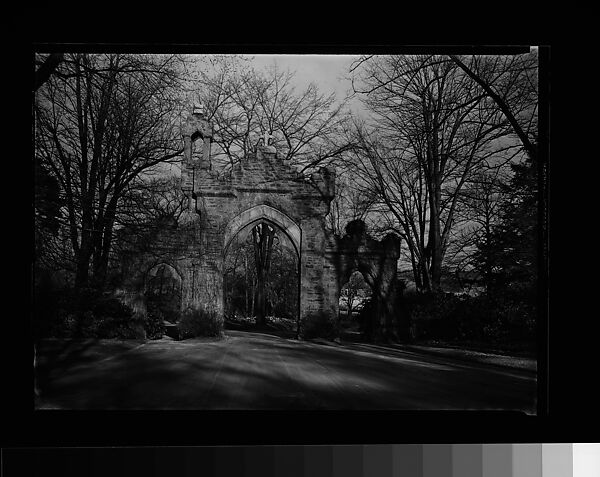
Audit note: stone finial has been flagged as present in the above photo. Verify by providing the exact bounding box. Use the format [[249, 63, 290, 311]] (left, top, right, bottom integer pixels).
[[258, 130, 277, 155], [193, 101, 205, 117], [263, 130, 273, 146]]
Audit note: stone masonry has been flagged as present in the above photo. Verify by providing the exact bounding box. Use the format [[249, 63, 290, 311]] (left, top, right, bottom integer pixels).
[[118, 107, 404, 340]]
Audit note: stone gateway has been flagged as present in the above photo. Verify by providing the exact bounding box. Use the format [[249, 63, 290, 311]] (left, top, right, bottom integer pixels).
[[118, 108, 406, 341]]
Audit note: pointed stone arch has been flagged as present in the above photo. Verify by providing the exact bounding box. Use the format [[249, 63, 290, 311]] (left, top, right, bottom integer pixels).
[[144, 261, 183, 287], [118, 113, 404, 341], [223, 204, 302, 258]]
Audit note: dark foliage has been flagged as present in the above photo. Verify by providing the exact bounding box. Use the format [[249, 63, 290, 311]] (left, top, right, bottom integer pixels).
[[426, 155, 540, 351], [472, 155, 539, 293], [301, 312, 337, 340], [33, 287, 143, 340], [178, 308, 223, 339], [405, 290, 536, 347], [33, 285, 169, 341], [34, 161, 63, 239], [144, 302, 167, 340], [144, 263, 182, 325], [356, 298, 377, 338]]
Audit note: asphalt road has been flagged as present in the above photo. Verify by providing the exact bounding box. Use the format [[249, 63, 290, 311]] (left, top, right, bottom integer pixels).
[[35, 330, 537, 413]]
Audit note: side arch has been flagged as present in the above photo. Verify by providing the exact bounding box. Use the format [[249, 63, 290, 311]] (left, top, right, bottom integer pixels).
[[144, 262, 183, 287], [223, 204, 302, 257]]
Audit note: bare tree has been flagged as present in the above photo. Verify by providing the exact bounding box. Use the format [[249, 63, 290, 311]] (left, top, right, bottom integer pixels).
[[340, 271, 368, 321], [449, 52, 538, 161], [445, 168, 510, 292], [34, 53, 64, 92], [251, 223, 277, 325], [348, 54, 536, 293], [325, 170, 375, 236], [117, 176, 187, 229], [191, 58, 356, 322], [35, 53, 189, 289], [193, 59, 353, 174]]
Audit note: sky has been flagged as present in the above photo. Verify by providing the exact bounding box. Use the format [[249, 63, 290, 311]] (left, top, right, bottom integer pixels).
[[163, 54, 363, 176], [244, 54, 362, 111]]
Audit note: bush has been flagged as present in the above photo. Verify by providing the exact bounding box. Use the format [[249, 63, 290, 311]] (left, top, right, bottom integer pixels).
[[144, 302, 166, 340], [301, 312, 337, 340], [178, 307, 223, 339], [356, 298, 377, 338], [35, 287, 143, 340], [80, 291, 143, 339], [409, 293, 463, 341], [405, 290, 537, 346]]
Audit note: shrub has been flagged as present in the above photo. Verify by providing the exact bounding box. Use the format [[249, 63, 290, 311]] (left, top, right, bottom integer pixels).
[[83, 293, 142, 339], [36, 287, 142, 339], [356, 298, 377, 338], [144, 302, 166, 340], [178, 307, 223, 339], [405, 290, 537, 346], [301, 312, 337, 340]]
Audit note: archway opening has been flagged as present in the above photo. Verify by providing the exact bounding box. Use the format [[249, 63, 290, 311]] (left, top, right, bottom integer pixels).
[[144, 263, 183, 325], [223, 219, 300, 338], [338, 269, 374, 342]]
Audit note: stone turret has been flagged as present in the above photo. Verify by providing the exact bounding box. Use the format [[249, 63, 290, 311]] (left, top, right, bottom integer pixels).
[[182, 102, 213, 169], [180, 103, 214, 223]]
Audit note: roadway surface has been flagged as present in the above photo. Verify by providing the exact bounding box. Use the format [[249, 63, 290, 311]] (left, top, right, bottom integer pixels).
[[35, 330, 537, 412]]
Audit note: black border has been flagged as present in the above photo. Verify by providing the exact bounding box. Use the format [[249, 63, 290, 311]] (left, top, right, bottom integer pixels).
[[5, 8, 582, 452]]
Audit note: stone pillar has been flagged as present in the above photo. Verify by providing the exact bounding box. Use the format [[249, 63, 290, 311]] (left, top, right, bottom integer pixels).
[[180, 260, 195, 314], [182, 107, 213, 170], [299, 218, 338, 339], [323, 254, 341, 330], [179, 222, 225, 336], [202, 136, 211, 166], [183, 135, 192, 166]]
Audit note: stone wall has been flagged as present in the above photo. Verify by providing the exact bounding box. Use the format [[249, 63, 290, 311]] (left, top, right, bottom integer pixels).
[[118, 110, 402, 341], [324, 220, 406, 340]]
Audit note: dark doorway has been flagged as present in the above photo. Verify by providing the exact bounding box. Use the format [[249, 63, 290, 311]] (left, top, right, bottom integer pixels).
[[338, 269, 373, 342], [144, 263, 182, 324], [223, 220, 299, 338]]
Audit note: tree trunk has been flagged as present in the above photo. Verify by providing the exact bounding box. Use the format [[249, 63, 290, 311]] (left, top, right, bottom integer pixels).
[[244, 255, 249, 316], [255, 269, 266, 325], [75, 243, 92, 289], [418, 255, 432, 294], [251, 278, 255, 317], [34, 53, 64, 91], [92, 193, 120, 289], [483, 218, 493, 294], [252, 223, 276, 326], [428, 179, 443, 293], [91, 223, 114, 290], [430, 240, 443, 293]]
